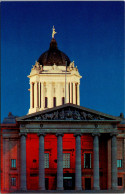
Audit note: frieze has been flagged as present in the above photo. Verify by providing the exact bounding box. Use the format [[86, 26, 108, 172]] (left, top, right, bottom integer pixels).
[[26, 107, 108, 121]]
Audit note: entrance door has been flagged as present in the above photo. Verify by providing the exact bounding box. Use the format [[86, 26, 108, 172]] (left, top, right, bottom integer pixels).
[[45, 178, 49, 190], [63, 177, 73, 190], [85, 178, 91, 190]]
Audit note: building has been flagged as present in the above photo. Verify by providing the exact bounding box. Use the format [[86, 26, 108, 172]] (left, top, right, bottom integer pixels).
[[1, 28, 125, 192]]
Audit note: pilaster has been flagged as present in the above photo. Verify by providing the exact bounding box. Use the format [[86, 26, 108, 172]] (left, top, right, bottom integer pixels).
[[74, 133, 82, 190], [92, 132, 100, 190], [56, 133, 64, 190], [111, 133, 118, 190], [38, 133, 46, 190], [20, 133, 27, 191]]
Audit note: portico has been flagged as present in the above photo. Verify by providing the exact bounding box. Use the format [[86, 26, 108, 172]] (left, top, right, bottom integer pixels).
[[17, 103, 120, 191]]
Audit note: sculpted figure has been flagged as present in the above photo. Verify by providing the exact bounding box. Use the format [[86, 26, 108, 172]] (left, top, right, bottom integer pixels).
[[81, 112, 87, 120], [53, 111, 58, 120], [87, 114, 93, 120], [66, 109, 73, 119], [73, 110, 81, 120], [60, 110, 65, 120], [52, 26, 57, 39]]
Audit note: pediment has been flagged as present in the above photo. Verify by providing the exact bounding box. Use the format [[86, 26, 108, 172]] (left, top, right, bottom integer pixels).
[[16, 104, 122, 122]]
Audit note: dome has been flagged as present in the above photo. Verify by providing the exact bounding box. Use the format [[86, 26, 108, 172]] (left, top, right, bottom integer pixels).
[[38, 38, 71, 66]]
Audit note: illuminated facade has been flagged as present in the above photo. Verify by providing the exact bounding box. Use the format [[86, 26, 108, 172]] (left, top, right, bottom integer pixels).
[[1, 34, 125, 192], [28, 38, 81, 114]]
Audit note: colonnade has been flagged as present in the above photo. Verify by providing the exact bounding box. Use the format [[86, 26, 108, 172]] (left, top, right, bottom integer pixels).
[[20, 132, 117, 191], [30, 82, 80, 110]]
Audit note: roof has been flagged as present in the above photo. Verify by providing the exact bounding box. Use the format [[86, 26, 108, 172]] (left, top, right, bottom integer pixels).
[[16, 103, 122, 122], [38, 38, 71, 66]]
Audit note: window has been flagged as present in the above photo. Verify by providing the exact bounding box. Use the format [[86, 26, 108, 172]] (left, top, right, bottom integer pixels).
[[62, 97, 65, 105], [11, 159, 16, 168], [84, 153, 91, 169], [45, 153, 49, 168], [118, 177, 122, 186], [45, 97, 48, 108], [117, 159, 122, 168], [11, 177, 16, 186], [53, 97, 56, 107], [63, 153, 70, 168], [32, 159, 37, 169]]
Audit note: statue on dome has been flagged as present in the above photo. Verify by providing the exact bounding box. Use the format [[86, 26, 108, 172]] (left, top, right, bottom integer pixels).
[[52, 25, 57, 38]]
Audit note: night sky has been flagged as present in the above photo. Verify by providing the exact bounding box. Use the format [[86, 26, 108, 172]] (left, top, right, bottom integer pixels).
[[1, 1, 124, 122]]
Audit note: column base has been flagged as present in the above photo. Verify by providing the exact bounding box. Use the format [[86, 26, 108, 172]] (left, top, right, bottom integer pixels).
[[57, 187, 64, 190], [75, 187, 82, 191], [39, 186, 45, 190], [93, 186, 100, 190], [20, 187, 27, 191], [112, 186, 118, 190]]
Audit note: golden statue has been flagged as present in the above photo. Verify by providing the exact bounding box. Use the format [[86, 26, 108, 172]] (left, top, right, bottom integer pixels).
[[52, 26, 57, 38]]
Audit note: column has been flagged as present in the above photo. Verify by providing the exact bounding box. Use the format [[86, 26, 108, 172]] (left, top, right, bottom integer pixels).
[[30, 82, 32, 109], [75, 83, 77, 105], [68, 82, 70, 103], [66, 82, 69, 103], [111, 133, 117, 190], [56, 133, 63, 190], [77, 83, 80, 105], [37, 82, 39, 108], [93, 133, 100, 190], [39, 82, 41, 109], [38, 133, 45, 190], [70, 82, 73, 103], [20, 133, 27, 190], [34, 82, 37, 108], [73, 83, 76, 104], [74, 133, 82, 190], [41, 82, 44, 109]]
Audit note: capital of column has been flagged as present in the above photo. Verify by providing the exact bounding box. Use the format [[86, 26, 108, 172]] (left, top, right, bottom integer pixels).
[[92, 132, 100, 137], [110, 132, 118, 137], [37, 132, 46, 137], [74, 133, 81, 137], [56, 133, 64, 137], [19, 133, 27, 137]]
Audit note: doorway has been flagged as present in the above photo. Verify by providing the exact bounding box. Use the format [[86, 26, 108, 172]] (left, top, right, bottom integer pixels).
[[63, 177, 73, 190], [85, 178, 91, 190]]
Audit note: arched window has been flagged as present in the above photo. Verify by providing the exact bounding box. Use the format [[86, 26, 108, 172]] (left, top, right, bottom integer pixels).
[[32, 83, 34, 108], [45, 97, 48, 108], [53, 97, 56, 107], [62, 97, 65, 105]]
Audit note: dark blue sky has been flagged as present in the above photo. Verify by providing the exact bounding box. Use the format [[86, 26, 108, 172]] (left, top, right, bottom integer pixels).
[[1, 1, 124, 122]]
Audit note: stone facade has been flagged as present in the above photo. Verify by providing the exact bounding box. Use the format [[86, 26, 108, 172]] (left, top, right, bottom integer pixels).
[[1, 106, 125, 192]]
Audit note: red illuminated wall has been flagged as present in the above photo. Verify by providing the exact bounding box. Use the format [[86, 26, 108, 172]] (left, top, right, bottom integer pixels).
[[1, 123, 20, 193], [1, 129, 109, 192], [26, 133, 107, 190]]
